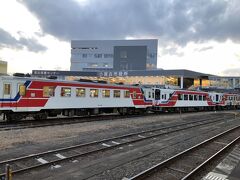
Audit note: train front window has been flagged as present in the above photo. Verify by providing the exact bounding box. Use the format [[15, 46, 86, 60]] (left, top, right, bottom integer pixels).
[[4, 84, 11, 95]]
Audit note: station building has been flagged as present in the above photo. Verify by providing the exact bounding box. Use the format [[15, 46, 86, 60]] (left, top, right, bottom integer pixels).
[[32, 39, 240, 90]]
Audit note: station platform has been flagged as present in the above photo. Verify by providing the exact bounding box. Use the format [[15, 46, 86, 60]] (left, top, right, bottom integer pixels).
[[203, 145, 240, 180]]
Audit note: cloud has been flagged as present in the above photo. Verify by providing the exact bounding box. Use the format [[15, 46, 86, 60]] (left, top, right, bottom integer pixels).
[[195, 46, 213, 52], [0, 28, 47, 52], [161, 47, 184, 57], [18, 0, 240, 46], [221, 68, 240, 76]]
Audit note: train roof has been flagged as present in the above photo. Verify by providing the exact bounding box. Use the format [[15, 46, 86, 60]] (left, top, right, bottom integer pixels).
[[0, 75, 142, 89]]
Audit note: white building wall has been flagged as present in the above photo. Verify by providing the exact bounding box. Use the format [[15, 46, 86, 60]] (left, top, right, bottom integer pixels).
[[70, 39, 158, 71]]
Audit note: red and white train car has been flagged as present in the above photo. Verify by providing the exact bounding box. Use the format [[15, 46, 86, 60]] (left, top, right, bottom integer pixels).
[[0, 76, 152, 121], [151, 87, 238, 111], [0, 75, 239, 121]]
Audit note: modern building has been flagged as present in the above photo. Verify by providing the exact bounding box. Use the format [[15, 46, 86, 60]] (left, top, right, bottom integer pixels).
[[0, 60, 7, 74], [32, 69, 211, 89], [70, 39, 158, 71], [31, 39, 240, 91]]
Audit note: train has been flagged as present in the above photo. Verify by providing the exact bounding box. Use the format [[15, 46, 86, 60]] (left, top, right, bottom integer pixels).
[[0, 75, 240, 121]]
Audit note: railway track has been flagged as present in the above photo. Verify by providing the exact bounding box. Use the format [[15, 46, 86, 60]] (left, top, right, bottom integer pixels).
[[0, 111, 234, 131], [126, 124, 240, 180], [0, 113, 157, 131], [0, 115, 231, 179]]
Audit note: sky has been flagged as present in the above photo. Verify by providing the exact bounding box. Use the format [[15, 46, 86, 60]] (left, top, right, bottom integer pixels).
[[0, 0, 240, 76]]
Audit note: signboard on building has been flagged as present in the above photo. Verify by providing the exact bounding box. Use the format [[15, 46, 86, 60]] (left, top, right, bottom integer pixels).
[[98, 71, 128, 77]]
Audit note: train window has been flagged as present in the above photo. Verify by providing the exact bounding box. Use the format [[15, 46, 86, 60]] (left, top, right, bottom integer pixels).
[[114, 90, 121, 98], [19, 85, 26, 96], [194, 95, 198, 101], [90, 89, 98, 97], [76, 88, 85, 97], [184, 94, 188, 100], [178, 94, 183, 100], [61, 87, 71, 97], [178, 94, 182, 100], [43, 86, 55, 97], [189, 95, 193, 101], [133, 91, 137, 99], [4, 84, 11, 95], [124, 90, 130, 98], [102, 89, 110, 98], [148, 92, 151, 98], [203, 96, 206, 101], [199, 95, 203, 101]]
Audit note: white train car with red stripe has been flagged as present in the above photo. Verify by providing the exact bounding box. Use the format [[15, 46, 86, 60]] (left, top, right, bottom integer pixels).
[[0, 76, 152, 121], [151, 87, 239, 111], [0, 75, 239, 121]]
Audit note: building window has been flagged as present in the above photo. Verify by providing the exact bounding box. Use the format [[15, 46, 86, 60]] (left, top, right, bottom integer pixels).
[[43, 86, 55, 97], [114, 90, 121, 98], [90, 89, 98, 97], [61, 87, 71, 97], [76, 88, 85, 97], [89, 63, 99, 67], [104, 54, 113, 58], [94, 53, 102, 58], [103, 63, 109, 67], [120, 51, 127, 58], [82, 54, 87, 58], [102, 90, 110, 98], [4, 84, 11, 95]]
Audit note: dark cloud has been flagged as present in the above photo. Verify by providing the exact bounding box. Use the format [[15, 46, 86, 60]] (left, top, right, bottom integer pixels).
[[0, 28, 47, 52], [18, 0, 240, 46]]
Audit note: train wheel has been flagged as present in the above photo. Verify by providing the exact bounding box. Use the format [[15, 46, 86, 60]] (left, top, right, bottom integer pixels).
[[6, 113, 24, 121], [33, 113, 48, 120]]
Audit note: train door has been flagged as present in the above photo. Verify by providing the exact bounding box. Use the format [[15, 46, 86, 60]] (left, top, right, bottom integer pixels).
[[16, 83, 27, 111], [155, 89, 161, 100], [216, 94, 219, 103]]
